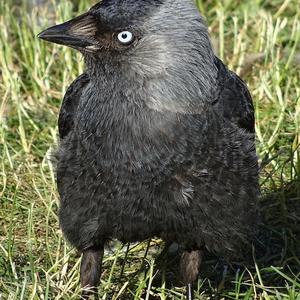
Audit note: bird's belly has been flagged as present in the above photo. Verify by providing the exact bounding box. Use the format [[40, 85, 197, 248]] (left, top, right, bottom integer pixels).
[[57, 131, 259, 253], [101, 177, 168, 242], [57, 155, 173, 247]]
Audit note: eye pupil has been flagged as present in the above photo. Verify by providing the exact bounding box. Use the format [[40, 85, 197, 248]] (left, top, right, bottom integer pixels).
[[122, 33, 127, 39]]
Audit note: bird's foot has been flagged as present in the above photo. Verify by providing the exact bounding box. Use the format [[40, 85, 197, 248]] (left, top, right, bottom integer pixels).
[[80, 248, 104, 299]]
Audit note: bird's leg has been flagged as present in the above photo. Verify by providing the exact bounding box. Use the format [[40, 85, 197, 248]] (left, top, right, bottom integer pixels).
[[180, 250, 203, 300], [80, 247, 104, 299]]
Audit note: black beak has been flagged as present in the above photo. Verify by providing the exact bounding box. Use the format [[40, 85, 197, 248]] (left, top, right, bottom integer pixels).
[[38, 13, 99, 52]]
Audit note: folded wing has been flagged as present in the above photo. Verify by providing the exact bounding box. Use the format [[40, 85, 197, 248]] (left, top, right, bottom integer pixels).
[[58, 73, 90, 139], [213, 57, 255, 133]]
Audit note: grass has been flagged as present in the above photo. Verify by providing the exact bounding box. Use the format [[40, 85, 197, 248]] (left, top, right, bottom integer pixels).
[[0, 0, 299, 299]]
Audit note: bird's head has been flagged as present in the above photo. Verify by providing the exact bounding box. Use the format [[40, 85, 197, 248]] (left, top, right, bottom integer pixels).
[[38, 0, 218, 112]]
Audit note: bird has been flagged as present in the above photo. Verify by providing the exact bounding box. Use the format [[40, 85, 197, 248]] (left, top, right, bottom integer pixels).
[[38, 0, 259, 299]]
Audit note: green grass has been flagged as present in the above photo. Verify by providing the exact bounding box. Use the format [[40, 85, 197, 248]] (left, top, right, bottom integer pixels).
[[0, 0, 299, 299]]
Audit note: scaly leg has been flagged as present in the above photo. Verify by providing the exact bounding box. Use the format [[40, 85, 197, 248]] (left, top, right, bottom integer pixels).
[[180, 250, 203, 300], [80, 247, 104, 299]]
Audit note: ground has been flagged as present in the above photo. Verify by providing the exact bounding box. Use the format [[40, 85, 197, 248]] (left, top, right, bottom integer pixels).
[[0, 0, 299, 299]]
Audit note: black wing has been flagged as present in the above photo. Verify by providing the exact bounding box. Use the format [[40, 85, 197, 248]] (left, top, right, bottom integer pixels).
[[213, 57, 255, 133], [58, 73, 90, 139]]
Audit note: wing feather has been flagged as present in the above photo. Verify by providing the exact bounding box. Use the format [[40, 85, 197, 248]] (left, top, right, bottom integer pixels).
[[58, 73, 90, 139], [213, 57, 255, 133]]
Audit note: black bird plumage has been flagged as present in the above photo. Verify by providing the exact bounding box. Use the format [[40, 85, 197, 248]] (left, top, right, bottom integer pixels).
[[38, 0, 259, 298]]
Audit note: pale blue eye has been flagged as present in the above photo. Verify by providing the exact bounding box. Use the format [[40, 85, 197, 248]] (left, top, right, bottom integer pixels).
[[117, 31, 133, 44]]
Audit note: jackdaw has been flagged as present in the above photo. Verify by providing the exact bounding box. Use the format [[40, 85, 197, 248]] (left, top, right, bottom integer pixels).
[[38, 0, 259, 299]]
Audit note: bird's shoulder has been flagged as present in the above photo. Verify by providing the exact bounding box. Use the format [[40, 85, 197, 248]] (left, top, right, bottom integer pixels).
[[213, 56, 255, 133], [58, 73, 90, 139]]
